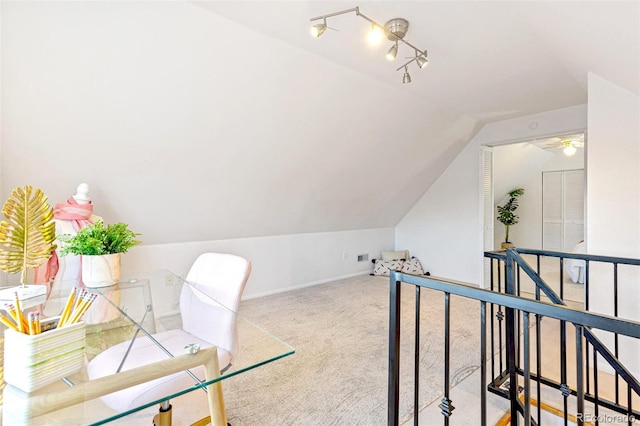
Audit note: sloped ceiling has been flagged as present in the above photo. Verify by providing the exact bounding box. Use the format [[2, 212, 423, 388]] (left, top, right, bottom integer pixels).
[[193, 1, 640, 119], [1, 1, 638, 245]]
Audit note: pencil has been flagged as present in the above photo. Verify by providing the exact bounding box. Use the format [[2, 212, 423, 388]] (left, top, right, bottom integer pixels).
[[68, 293, 96, 325], [0, 314, 19, 332], [67, 293, 90, 325], [14, 292, 25, 333], [58, 288, 77, 328], [5, 304, 18, 323], [28, 312, 35, 335], [5, 304, 27, 331], [34, 312, 41, 334]]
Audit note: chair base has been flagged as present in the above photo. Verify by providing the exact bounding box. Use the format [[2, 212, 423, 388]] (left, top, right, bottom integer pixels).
[[152, 403, 172, 426], [150, 406, 232, 426], [191, 416, 232, 426]]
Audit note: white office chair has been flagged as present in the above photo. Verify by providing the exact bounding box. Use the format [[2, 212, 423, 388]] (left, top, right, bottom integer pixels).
[[87, 253, 251, 416]]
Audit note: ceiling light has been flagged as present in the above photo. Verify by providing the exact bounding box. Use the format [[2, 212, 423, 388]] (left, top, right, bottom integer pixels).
[[310, 20, 327, 38], [368, 24, 384, 46], [563, 144, 577, 156], [403, 67, 411, 84], [416, 53, 429, 69], [309, 6, 429, 83], [386, 42, 398, 61]]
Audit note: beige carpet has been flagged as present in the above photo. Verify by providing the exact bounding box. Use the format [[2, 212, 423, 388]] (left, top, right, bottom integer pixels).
[[216, 274, 481, 426], [45, 274, 483, 426]]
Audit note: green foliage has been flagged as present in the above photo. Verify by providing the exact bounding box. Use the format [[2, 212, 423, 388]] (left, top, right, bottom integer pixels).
[[496, 188, 525, 243], [58, 220, 141, 256]]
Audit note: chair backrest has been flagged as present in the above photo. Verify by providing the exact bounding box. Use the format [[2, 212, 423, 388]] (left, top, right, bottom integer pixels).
[[180, 253, 251, 358]]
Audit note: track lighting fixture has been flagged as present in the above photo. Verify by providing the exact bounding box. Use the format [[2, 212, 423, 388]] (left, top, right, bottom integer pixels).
[[416, 52, 429, 69], [310, 6, 429, 84], [310, 19, 327, 38], [386, 42, 398, 61], [368, 24, 384, 46], [403, 67, 411, 84]]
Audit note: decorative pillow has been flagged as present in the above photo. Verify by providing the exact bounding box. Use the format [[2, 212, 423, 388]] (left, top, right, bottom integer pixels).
[[373, 259, 405, 276], [401, 257, 425, 275], [381, 250, 410, 261]]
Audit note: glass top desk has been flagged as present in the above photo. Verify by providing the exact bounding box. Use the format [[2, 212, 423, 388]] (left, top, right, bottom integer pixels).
[[0, 270, 294, 425]]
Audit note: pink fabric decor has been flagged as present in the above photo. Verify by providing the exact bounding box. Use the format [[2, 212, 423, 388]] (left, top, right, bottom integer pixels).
[[33, 198, 95, 288]]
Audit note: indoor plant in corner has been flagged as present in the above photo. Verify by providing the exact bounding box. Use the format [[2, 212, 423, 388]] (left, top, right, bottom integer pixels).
[[496, 187, 524, 250], [58, 220, 141, 288]]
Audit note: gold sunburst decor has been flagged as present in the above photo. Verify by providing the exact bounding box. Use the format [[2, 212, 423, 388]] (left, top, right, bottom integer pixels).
[[0, 185, 56, 284]]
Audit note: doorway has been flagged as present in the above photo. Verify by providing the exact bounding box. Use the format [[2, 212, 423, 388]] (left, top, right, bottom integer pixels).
[[482, 131, 586, 305]]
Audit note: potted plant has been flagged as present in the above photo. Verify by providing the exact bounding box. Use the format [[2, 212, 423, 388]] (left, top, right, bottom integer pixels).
[[58, 220, 141, 287], [496, 188, 524, 249]]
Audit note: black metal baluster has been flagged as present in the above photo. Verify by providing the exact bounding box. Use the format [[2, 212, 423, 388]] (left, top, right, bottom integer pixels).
[[439, 293, 455, 425], [491, 259, 496, 383], [561, 319, 568, 426], [536, 287, 542, 424], [524, 312, 531, 426], [560, 257, 564, 300], [517, 265, 521, 370], [614, 263, 620, 405], [627, 385, 632, 426], [481, 301, 487, 426], [585, 259, 590, 395], [584, 260, 590, 312], [505, 250, 518, 426], [593, 350, 599, 426], [498, 259, 504, 375], [576, 325, 584, 426], [414, 286, 420, 426], [388, 278, 401, 426], [537, 248, 543, 424]]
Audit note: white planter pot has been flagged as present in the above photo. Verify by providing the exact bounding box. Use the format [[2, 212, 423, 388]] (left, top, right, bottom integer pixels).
[[81, 253, 122, 288]]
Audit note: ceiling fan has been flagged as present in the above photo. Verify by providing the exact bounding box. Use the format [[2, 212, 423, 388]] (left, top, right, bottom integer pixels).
[[541, 136, 584, 156]]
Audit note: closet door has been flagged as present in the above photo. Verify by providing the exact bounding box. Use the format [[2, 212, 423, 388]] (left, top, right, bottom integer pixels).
[[542, 172, 563, 251], [542, 170, 584, 252], [563, 170, 585, 250]]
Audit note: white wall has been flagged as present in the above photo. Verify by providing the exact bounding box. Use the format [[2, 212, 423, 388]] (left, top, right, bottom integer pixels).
[[497, 144, 584, 249], [0, 1, 475, 291], [396, 104, 587, 285], [0, 1, 473, 245], [3, 227, 393, 305], [492, 143, 553, 248], [123, 227, 394, 314], [586, 72, 640, 376]]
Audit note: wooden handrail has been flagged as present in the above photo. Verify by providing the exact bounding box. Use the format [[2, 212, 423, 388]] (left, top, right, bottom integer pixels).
[[18, 346, 226, 425]]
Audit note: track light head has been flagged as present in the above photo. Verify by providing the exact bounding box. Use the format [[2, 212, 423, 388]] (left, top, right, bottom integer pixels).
[[386, 42, 398, 61], [416, 54, 429, 69], [311, 21, 327, 38], [368, 24, 384, 45], [403, 67, 411, 84]]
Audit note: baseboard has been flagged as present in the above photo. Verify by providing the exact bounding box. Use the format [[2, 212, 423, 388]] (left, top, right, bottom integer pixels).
[[242, 271, 373, 300]]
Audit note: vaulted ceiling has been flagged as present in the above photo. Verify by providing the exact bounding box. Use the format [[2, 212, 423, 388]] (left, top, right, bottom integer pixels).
[[195, 1, 640, 121], [2, 1, 638, 245]]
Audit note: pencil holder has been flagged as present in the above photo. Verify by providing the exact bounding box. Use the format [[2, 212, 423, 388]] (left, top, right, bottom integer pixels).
[[3, 316, 86, 392]]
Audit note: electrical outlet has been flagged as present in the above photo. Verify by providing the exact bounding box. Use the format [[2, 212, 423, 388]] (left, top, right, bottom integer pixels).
[[342, 252, 348, 261], [357, 253, 369, 262]]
